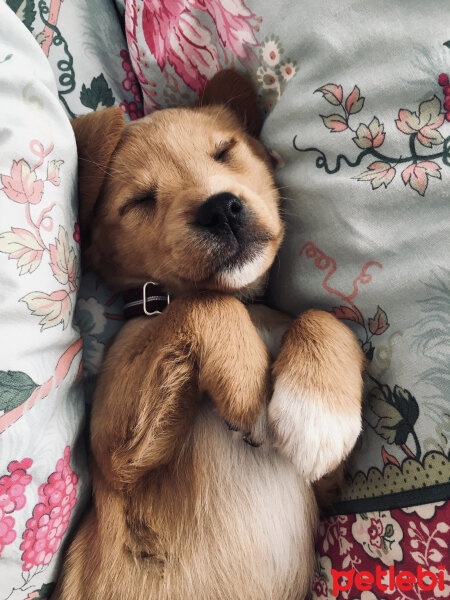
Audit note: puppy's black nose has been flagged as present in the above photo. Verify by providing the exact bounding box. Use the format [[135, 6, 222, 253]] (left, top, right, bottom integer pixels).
[[196, 193, 244, 236]]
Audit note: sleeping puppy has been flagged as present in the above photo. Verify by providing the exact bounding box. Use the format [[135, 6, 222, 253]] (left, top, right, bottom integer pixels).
[[54, 70, 364, 600]]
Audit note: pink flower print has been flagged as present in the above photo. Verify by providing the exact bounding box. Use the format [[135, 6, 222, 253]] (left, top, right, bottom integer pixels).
[[368, 306, 389, 335], [0, 458, 33, 556], [257, 65, 279, 93], [191, 0, 259, 59], [367, 517, 384, 548], [46, 160, 63, 186], [304, 80, 448, 196], [279, 61, 296, 82], [260, 37, 282, 67], [20, 290, 72, 331], [395, 96, 444, 147], [125, 3, 160, 112], [21, 446, 77, 571], [0, 228, 44, 275], [1, 159, 44, 204], [315, 83, 343, 106], [49, 226, 76, 287], [0, 459, 33, 512], [0, 513, 16, 554], [321, 114, 348, 132], [352, 512, 403, 565], [439, 73, 450, 122], [353, 162, 396, 190], [142, 0, 184, 69], [401, 161, 441, 196], [353, 117, 385, 148], [142, 0, 220, 93], [345, 85, 364, 114]]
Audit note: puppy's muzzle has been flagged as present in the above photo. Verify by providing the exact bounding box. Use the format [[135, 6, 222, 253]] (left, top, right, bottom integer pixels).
[[196, 192, 245, 239]]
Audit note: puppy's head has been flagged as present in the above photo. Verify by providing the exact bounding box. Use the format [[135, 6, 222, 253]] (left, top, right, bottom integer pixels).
[[73, 70, 283, 295]]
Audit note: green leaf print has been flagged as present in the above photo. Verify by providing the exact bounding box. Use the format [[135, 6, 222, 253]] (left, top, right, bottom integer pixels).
[[368, 379, 421, 457], [80, 74, 115, 111], [0, 370, 38, 413], [6, 0, 36, 33]]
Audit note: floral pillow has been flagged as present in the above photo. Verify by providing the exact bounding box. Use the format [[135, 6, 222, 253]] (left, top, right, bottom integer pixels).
[[0, 4, 89, 598], [124, 1, 450, 596], [5, 0, 449, 597]]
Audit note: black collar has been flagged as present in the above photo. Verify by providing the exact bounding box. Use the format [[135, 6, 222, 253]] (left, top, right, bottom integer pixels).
[[122, 282, 265, 320], [123, 282, 170, 319]]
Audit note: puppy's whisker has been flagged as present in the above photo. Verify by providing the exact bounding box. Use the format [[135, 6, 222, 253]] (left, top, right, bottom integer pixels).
[[78, 156, 122, 178], [278, 206, 300, 218], [278, 196, 298, 204], [280, 196, 298, 205]]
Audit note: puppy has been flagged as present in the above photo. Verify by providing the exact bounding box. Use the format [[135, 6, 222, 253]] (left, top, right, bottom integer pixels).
[[54, 70, 364, 600]]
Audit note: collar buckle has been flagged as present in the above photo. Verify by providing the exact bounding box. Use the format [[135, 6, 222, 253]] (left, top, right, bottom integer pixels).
[[142, 281, 170, 317]]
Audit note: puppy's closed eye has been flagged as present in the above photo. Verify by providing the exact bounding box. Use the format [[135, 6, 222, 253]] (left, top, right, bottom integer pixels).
[[213, 139, 236, 163], [119, 189, 158, 217]]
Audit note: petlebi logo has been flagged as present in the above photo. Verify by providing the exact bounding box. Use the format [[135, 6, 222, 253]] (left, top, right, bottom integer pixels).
[[331, 564, 447, 596]]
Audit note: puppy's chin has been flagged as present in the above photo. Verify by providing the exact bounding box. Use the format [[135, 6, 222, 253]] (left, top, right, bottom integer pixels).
[[159, 241, 272, 296], [193, 242, 275, 295], [213, 247, 270, 291]]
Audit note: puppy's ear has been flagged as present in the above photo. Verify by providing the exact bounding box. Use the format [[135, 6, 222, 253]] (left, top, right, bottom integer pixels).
[[200, 69, 262, 137], [72, 107, 126, 245]]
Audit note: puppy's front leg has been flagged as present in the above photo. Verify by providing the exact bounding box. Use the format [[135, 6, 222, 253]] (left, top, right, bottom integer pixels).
[[91, 293, 270, 488], [90, 307, 199, 489], [195, 293, 272, 434], [268, 310, 365, 482]]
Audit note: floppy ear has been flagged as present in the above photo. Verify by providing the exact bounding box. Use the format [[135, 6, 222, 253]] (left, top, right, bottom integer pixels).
[[71, 107, 126, 247], [200, 69, 262, 137]]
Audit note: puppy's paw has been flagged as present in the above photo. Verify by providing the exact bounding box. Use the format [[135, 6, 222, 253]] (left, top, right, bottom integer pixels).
[[268, 309, 365, 482], [243, 407, 268, 447], [195, 294, 272, 434], [225, 407, 268, 448], [268, 376, 362, 482]]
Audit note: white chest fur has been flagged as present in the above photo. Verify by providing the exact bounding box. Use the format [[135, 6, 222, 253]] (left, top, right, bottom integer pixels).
[[173, 403, 317, 600]]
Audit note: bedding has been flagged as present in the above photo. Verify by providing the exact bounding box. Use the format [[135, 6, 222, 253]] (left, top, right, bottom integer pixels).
[[124, 6, 450, 594], [0, 4, 87, 598], [1, 1, 449, 598]]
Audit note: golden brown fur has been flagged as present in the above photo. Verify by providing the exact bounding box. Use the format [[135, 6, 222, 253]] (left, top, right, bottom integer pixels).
[[55, 71, 364, 600]]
